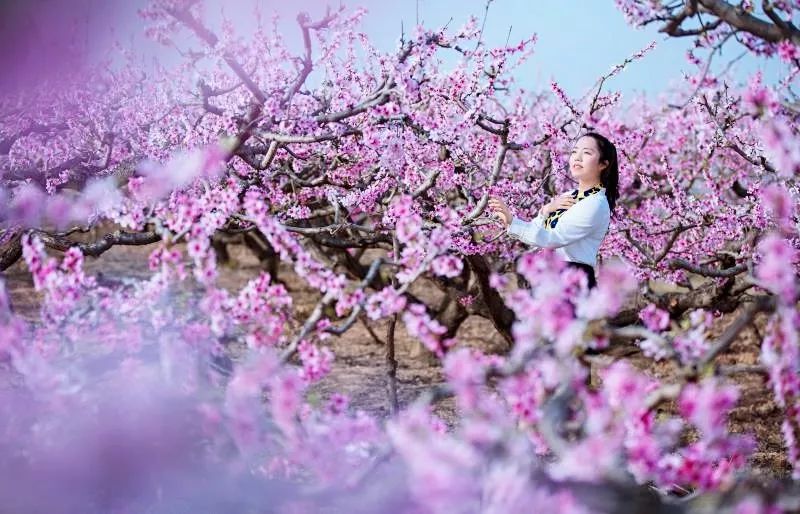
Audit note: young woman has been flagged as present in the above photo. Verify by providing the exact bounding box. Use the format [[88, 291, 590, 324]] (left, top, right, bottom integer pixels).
[[488, 132, 619, 289]]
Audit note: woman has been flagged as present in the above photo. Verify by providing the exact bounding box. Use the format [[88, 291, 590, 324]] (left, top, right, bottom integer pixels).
[[488, 132, 619, 289]]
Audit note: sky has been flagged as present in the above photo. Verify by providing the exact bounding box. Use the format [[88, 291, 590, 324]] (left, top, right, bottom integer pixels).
[[338, 0, 784, 98], [1, 0, 788, 99]]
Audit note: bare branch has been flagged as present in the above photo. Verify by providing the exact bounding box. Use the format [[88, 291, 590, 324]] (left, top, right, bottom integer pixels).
[[697, 294, 776, 367], [282, 9, 339, 109], [668, 258, 748, 277], [32, 229, 161, 258], [315, 88, 394, 124], [623, 228, 656, 263], [0, 232, 22, 271], [653, 225, 694, 263], [282, 222, 376, 236], [695, 0, 800, 43], [412, 168, 442, 198], [258, 128, 360, 144]]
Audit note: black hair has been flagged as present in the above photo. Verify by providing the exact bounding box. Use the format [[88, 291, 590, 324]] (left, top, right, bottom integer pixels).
[[579, 132, 619, 215]]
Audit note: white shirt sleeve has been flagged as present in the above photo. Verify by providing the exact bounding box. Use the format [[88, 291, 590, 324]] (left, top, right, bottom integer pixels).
[[506, 198, 608, 249]]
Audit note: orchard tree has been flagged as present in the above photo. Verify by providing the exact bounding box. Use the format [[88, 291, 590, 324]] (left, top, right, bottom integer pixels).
[[0, 0, 798, 512]]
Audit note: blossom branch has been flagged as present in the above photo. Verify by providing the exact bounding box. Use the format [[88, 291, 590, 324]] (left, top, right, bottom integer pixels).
[[166, 7, 268, 104]]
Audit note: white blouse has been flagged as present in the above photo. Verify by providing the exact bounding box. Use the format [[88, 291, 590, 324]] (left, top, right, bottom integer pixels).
[[506, 188, 611, 268]]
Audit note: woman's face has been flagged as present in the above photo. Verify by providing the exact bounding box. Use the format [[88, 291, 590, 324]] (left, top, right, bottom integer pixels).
[[569, 136, 607, 183]]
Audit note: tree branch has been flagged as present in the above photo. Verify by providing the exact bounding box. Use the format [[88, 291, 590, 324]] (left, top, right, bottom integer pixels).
[[697, 294, 776, 367], [32, 229, 161, 258], [696, 0, 800, 43], [668, 258, 748, 277]]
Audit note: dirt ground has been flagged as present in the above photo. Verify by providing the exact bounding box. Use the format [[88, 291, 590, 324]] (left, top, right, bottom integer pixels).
[[624, 311, 787, 476], [1, 241, 788, 477]]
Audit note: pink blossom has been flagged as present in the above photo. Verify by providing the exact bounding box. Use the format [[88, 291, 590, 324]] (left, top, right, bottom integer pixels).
[[458, 294, 475, 307], [743, 72, 779, 116], [431, 254, 463, 278], [639, 303, 670, 331], [777, 40, 799, 62], [326, 393, 349, 415], [577, 260, 638, 319], [674, 327, 710, 365], [600, 360, 654, 414], [402, 303, 449, 357], [756, 234, 798, 303], [679, 379, 739, 440], [364, 287, 407, 320], [8, 183, 46, 228], [334, 289, 365, 317], [395, 214, 423, 244], [760, 183, 797, 234], [759, 118, 800, 178], [270, 371, 306, 440], [444, 348, 487, 410], [298, 340, 334, 383]]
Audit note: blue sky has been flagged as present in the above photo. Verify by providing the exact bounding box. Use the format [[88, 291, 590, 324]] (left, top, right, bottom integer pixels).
[[82, 0, 787, 98], [351, 0, 783, 97]]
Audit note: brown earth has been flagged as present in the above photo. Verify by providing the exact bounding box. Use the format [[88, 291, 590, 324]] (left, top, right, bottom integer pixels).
[[1, 241, 787, 477]]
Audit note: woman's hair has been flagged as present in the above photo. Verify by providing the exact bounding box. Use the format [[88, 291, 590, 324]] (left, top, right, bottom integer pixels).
[[580, 132, 619, 215]]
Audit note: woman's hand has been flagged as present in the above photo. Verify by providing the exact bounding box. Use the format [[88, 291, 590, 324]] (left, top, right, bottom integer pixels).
[[487, 196, 512, 228], [539, 193, 576, 216]]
